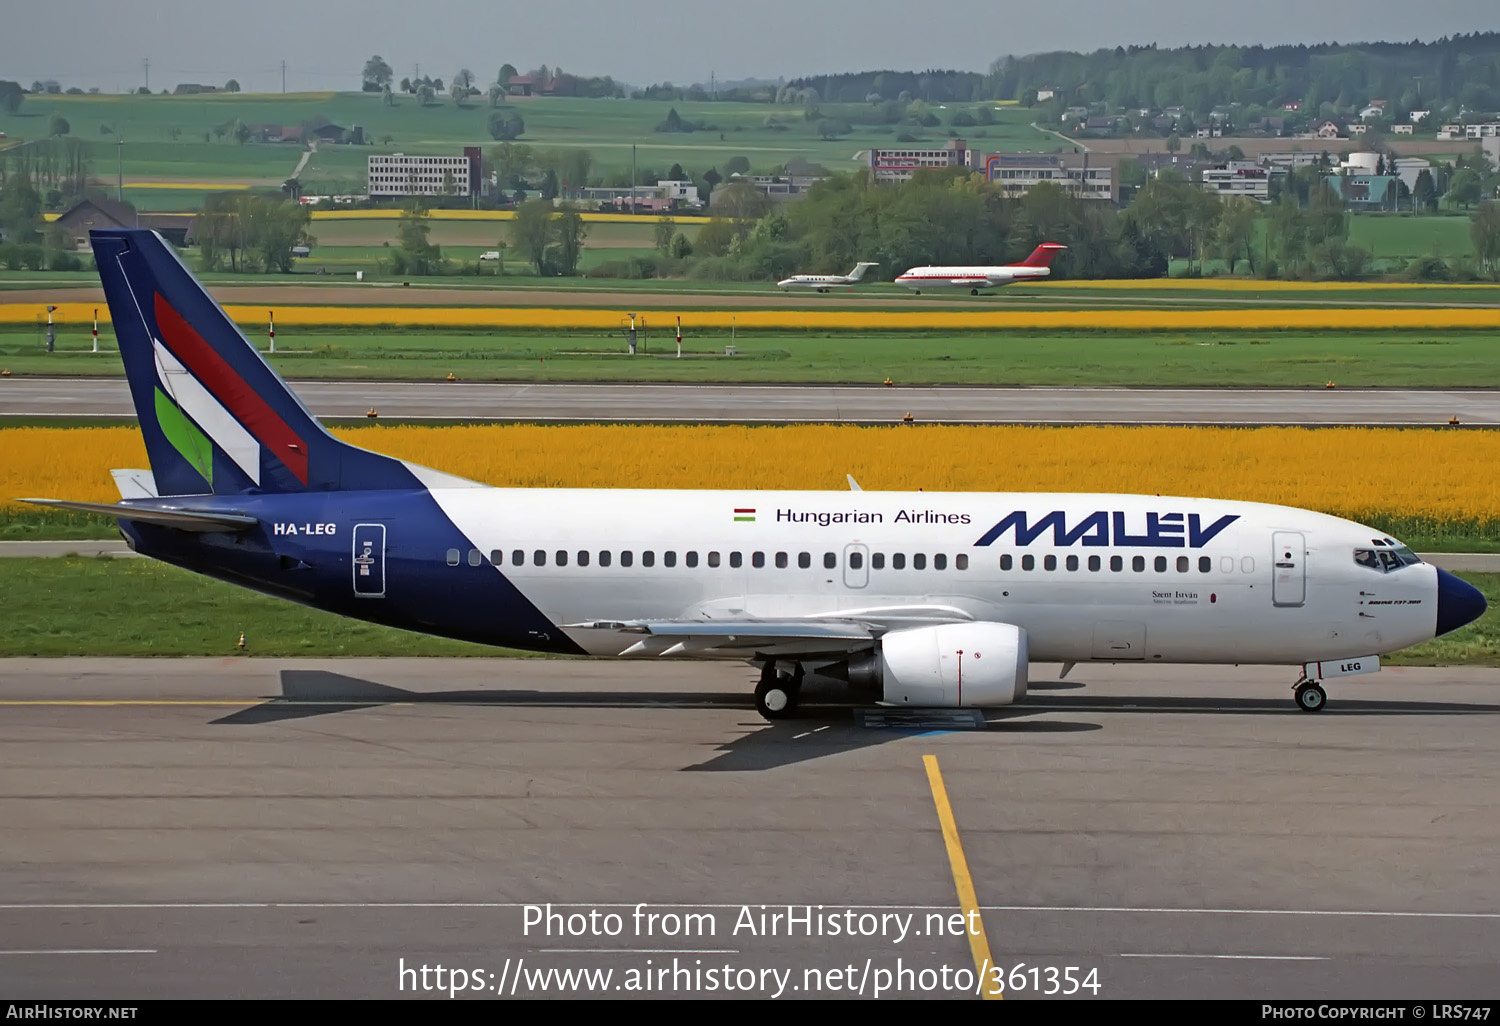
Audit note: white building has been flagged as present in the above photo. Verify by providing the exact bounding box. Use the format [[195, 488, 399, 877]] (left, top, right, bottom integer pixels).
[[867, 139, 976, 183], [1392, 124, 1414, 135], [1464, 123, 1500, 139], [368, 151, 479, 197], [1438, 124, 1464, 140], [1200, 161, 1276, 201], [982, 154, 1114, 202]]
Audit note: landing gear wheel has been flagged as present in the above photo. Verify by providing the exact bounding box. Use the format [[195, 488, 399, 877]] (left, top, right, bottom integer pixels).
[[913, 289, 921, 295], [1294, 681, 1327, 713], [754, 663, 802, 720], [970, 288, 979, 296]]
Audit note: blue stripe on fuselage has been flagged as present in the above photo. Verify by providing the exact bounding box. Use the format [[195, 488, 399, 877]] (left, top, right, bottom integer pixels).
[[120, 489, 580, 654]]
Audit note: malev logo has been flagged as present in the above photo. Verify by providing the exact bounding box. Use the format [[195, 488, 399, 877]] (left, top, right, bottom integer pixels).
[[974, 511, 1240, 548]]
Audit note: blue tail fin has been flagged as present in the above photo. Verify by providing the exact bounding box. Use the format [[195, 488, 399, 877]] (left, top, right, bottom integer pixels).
[[90, 229, 418, 497]]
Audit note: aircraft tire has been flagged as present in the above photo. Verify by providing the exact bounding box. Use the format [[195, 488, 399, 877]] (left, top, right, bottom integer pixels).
[[971, 288, 979, 296], [1294, 681, 1327, 713]]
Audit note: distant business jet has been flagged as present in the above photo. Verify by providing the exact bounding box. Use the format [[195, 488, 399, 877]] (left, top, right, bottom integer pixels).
[[24, 229, 1487, 723], [896, 243, 1067, 295], [777, 262, 879, 292]]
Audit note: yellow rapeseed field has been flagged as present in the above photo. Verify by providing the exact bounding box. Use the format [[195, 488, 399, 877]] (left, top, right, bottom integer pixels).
[[5, 302, 1497, 332], [4, 425, 1496, 531]]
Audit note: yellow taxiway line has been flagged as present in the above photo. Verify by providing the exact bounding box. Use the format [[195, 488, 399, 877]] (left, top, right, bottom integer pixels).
[[923, 753, 1002, 999]]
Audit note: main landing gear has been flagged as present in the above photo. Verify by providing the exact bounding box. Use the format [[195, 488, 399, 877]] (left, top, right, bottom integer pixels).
[[1293, 677, 1328, 713], [754, 661, 804, 720], [970, 288, 979, 296]]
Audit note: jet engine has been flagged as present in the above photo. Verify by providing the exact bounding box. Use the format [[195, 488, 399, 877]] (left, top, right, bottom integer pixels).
[[839, 622, 1028, 707]]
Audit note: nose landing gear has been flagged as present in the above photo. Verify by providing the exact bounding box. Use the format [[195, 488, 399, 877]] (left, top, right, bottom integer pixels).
[[754, 661, 804, 720], [1293, 677, 1327, 712]]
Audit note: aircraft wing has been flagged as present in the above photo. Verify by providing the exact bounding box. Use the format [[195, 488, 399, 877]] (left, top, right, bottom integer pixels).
[[18, 498, 260, 533], [562, 606, 974, 657]]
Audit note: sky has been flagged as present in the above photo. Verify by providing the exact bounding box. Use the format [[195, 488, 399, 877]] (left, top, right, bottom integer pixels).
[[2, 0, 1498, 94]]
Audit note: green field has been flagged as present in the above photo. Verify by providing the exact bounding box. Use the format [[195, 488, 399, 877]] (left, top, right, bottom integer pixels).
[[0, 91, 1056, 195], [5, 328, 1499, 387], [1, 557, 1494, 663]]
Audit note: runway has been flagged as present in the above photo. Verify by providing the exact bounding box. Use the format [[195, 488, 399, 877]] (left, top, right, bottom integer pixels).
[[6, 377, 1500, 425], [3, 657, 1498, 999]]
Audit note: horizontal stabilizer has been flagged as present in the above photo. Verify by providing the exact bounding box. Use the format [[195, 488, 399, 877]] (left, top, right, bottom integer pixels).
[[18, 498, 259, 533], [111, 468, 159, 499]]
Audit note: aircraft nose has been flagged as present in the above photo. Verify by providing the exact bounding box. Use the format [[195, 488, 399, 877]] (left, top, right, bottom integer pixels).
[[1435, 568, 1486, 636]]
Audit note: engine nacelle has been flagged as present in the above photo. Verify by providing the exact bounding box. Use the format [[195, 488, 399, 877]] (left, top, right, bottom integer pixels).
[[846, 622, 1028, 707]]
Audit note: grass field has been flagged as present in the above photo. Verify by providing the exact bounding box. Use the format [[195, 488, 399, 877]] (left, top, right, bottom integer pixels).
[[0, 92, 1058, 190], [1, 557, 1494, 663], [4, 328, 1500, 387]]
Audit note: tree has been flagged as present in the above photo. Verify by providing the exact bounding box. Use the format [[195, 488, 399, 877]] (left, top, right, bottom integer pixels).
[[383, 84, 395, 107], [701, 166, 722, 204], [0, 174, 44, 245], [653, 217, 676, 253], [725, 155, 751, 177], [488, 84, 505, 107], [392, 198, 443, 275], [1447, 168, 1482, 210], [362, 56, 393, 91], [1412, 168, 1438, 212], [1472, 201, 1500, 277], [233, 119, 251, 144], [511, 198, 554, 274], [669, 232, 693, 260], [667, 163, 686, 181], [498, 64, 518, 86], [224, 79, 240, 93], [1214, 197, 1261, 275], [399, 77, 412, 93], [0, 80, 23, 115], [451, 82, 468, 107], [1165, 133, 1181, 153], [541, 168, 559, 201], [417, 84, 436, 107], [553, 205, 588, 275], [49, 115, 70, 137], [455, 69, 475, 92], [488, 110, 524, 140], [490, 142, 534, 188]]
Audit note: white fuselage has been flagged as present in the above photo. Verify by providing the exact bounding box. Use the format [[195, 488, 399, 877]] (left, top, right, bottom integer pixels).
[[895, 265, 1051, 289], [424, 487, 1438, 665]]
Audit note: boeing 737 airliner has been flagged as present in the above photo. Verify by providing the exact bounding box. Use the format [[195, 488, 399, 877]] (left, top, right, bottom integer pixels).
[[24, 230, 1486, 720]]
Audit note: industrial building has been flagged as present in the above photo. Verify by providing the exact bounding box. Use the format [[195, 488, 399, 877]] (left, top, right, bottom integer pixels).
[[866, 138, 977, 182], [981, 153, 1115, 202]]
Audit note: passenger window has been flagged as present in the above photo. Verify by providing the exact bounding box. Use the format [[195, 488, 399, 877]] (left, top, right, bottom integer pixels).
[[1199, 556, 1212, 572], [847, 551, 862, 570], [956, 554, 968, 570], [491, 549, 504, 565], [1066, 555, 1079, 571], [446, 548, 460, 566], [775, 552, 788, 568], [1021, 554, 1035, 571], [1155, 556, 1167, 572], [798, 552, 811, 569], [577, 550, 590, 566], [533, 550, 546, 566], [1000, 554, 1013, 570], [468, 549, 482, 566], [1133, 556, 1145, 572], [913, 553, 927, 570], [512, 549, 524, 567], [708, 551, 721, 568], [555, 550, 568, 567], [599, 551, 612, 567], [934, 554, 947, 570], [1178, 556, 1190, 572], [893, 553, 906, 570], [1111, 555, 1123, 571], [686, 551, 698, 567], [1088, 555, 1101, 571], [1241, 557, 1254, 573], [1042, 554, 1056, 571], [665, 551, 677, 567], [729, 551, 742, 568], [873, 553, 886, 570], [823, 552, 836, 569], [643, 551, 655, 567], [620, 551, 633, 567], [752, 551, 765, 568], [1221, 556, 1234, 574]]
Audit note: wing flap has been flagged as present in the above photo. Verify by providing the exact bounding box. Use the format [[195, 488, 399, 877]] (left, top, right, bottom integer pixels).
[[18, 498, 259, 533]]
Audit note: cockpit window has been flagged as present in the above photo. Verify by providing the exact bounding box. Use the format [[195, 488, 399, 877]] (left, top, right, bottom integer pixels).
[[1354, 545, 1422, 573]]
